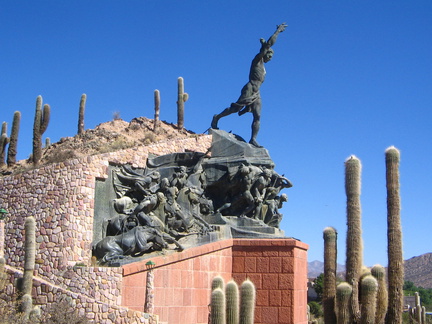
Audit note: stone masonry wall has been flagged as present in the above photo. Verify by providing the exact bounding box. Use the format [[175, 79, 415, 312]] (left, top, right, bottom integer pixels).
[[0, 134, 212, 323]]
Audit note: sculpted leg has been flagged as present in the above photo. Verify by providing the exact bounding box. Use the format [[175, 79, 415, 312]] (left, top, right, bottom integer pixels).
[[249, 100, 262, 147], [211, 104, 242, 129]]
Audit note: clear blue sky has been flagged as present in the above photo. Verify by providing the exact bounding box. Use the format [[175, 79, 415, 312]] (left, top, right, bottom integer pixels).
[[1, 1, 431, 267]]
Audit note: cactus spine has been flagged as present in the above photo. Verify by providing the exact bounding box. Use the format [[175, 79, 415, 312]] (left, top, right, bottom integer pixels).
[[176, 77, 188, 129], [211, 288, 226, 324], [385, 146, 404, 324], [323, 226, 337, 323], [239, 279, 255, 324], [360, 275, 378, 324], [78, 93, 86, 135], [226, 280, 239, 324], [32, 96, 50, 165], [6, 111, 21, 167], [344, 155, 362, 321], [371, 264, 388, 324], [0, 122, 9, 167], [154, 89, 160, 132]]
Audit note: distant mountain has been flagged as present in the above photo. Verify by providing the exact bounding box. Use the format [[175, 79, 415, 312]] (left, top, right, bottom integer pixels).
[[308, 260, 345, 278], [404, 253, 432, 289], [309, 253, 432, 289]]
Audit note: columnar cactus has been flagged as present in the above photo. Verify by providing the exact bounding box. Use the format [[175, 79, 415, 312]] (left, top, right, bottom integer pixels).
[[32, 96, 50, 165], [176, 77, 188, 129], [6, 111, 21, 167], [385, 146, 404, 324], [211, 288, 226, 324], [371, 264, 388, 324], [239, 279, 255, 324], [22, 216, 36, 297], [344, 155, 362, 321], [409, 292, 426, 324], [226, 280, 239, 324], [78, 93, 87, 135], [323, 227, 337, 323], [323, 148, 404, 324], [360, 275, 378, 324], [0, 257, 7, 290], [210, 277, 255, 324], [0, 122, 9, 167], [154, 89, 160, 132]]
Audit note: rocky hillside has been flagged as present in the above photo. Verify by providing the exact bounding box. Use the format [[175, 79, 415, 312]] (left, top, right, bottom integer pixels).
[[404, 253, 432, 289], [2, 117, 199, 175]]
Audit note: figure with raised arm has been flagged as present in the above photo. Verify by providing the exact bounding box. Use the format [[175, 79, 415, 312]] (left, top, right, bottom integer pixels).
[[211, 23, 287, 147]]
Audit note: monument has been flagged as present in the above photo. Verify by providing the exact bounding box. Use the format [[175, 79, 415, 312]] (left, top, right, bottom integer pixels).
[[92, 23, 292, 265]]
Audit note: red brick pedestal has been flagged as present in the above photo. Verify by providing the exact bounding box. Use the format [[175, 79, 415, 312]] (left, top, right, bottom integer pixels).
[[122, 238, 308, 324]]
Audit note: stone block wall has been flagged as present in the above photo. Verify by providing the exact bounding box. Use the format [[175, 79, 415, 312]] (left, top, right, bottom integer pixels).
[[0, 135, 212, 323]]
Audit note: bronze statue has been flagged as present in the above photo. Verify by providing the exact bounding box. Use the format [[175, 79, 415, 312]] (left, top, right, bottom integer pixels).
[[211, 23, 287, 147]]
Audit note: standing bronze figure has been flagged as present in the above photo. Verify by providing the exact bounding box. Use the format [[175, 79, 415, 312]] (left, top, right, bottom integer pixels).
[[211, 23, 287, 147]]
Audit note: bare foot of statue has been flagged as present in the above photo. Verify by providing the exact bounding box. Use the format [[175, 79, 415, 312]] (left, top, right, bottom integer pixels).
[[249, 139, 262, 147], [211, 115, 219, 129]]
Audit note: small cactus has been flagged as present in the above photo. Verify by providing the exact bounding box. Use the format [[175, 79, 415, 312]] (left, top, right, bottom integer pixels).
[[78, 93, 87, 135], [0, 257, 8, 290], [0, 122, 9, 167], [323, 227, 337, 324], [32, 96, 50, 165], [239, 279, 255, 324], [371, 264, 388, 324], [154, 89, 160, 132], [176, 77, 188, 129], [6, 111, 21, 167], [226, 280, 239, 324], [336, 282, 352, 324], [211, 288, 226, 324], [360, 275, 378, 324]]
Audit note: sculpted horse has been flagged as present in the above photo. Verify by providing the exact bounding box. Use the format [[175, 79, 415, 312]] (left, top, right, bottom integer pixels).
[[93, 226, 183, 263]]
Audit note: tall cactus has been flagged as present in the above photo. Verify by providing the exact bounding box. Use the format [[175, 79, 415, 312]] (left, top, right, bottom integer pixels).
[[323, 227, 337, 323], [154, 89, 160, 132], [344, 155, 362, 321], [385, 146, 404, 324], [0, 122, 9, 167], [226, 280, 239, 324], [176, 77, 188, 129], [371, 264, 388, 324], [77, 93, 86, 135], [32, 96, 50, 165], [22, 216, 36, 297], [239, 279, 255, 324], [6, 111, 21, 167]]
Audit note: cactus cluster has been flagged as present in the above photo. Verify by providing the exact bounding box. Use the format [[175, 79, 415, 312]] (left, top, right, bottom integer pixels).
[[210, 276, 256, 324], [323, 147, 404, 324], [32, 96, 50, 165], [0, 111, 21, 167], [408, 292, 426, 323]]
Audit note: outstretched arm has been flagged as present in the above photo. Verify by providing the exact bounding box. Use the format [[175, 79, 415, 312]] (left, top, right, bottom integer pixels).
[[259, 23, 287, 54]]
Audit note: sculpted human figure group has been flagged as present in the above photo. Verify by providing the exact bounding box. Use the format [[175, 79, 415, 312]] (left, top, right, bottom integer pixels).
[[211, 23, 287, 147]]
